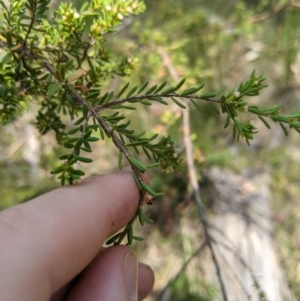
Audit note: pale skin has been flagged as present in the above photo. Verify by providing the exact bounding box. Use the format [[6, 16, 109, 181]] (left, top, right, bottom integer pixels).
[[0, 167, 155, 301]]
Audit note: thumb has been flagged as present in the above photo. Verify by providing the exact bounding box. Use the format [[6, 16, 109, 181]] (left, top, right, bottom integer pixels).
[[66, 245, 153, 301]]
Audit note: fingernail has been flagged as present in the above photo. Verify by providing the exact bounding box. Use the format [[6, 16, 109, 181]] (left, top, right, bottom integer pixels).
[[123, 251, 138, 301]]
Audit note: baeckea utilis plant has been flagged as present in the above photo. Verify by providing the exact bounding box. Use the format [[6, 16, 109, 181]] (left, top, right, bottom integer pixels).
[[1, 0, 300, 245]]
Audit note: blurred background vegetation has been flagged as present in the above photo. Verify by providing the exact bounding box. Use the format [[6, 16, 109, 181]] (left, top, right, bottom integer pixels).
[[1, 0, 300, 300]]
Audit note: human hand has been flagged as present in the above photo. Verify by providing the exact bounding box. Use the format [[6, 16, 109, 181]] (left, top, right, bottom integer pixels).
[[0, 168, 154, 301]]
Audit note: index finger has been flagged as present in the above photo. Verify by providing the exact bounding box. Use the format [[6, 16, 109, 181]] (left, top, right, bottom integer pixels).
[[0, 168, 146, 301]]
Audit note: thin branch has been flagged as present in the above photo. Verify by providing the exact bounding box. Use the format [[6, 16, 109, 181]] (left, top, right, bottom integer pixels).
[[291, 2, 300, 8], [208, 225, 266, 292], [95, 93, 221, 111], [213, 242, 252, 301], [73, 31, 82, 43], [212, 238, 269, 301], [24, 0, 37, 46], [248, 1, 299, 24], [156, 240, 208, 301], [78, 39, 95, 68], [159, 47, 228, 301]]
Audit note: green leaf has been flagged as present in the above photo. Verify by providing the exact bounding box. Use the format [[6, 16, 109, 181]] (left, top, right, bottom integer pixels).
[[225, 90, 234, 99], [98, 92, 109, 104], [2, 53, 12, 64], [209, 102, 220, 115], [155, 81, 167, 93], [86, 92, 100, 100], [74, 116, 85, 125], [126, 86, 138, 98], [171, 97, 186, 109], [233, 118, 243, 133], [138, 206, 145, 226], [215, 86, 225, 96], [118, 120, 131, 129], [176, 78, 186, 90], [140, 100, 152, 106], [137, 81, 149, 94], [127, 225, 133, 245], [199, 91, 218, 98], [70, 169, 85, 176], [104, 91, 114, 103], [232, 124, 237, 141], [84, 130, 92, 139], [75, 156, 93, 163], [146, 162, 160, 168], [133, 236, 144, 241], [80, 146, 92, 153], [227, 105, 237, 118], [64, 137, 79, 143], [86, 136, 100, 142], [9, 44, 23, 52], [149, 97, 168, 105], [60, 177, 66, 186], [99, 128, 105, 140], [180, 87, 199, 96], [111, 105, 137, 110], [126, 139, 149, 146], [258, 116, 271, 129], [74, 137, 84, 149], [132, 171, 142, 190], [68, 174, 81, 180], [117, 82, 129, 98], [145, 85, 157, 95], [106, 232, 122, 245], [88, 124, 100, 130], [59, 154, 69, 160], [129, 157, 147, 172], [82, 104, 88, 118], [84, 140, 91, 149], [290, 122, 300, 128], [244, 87, 259, 95], [224, 114, 230, 129], [279, 122, 288, 136], [55, 69, 63, 81], [63, 142, 75, 149], [50, 166, 63, 174], [118, 152, 123, 170], [190, 99, 201, 112], [46, 83, 61, 96], [148, 133, 159, 142], [242, 80, 251, 92], [140, 181, 157, 197], [160, 86, 176, 95], [68, 126, 80, 134], [250, 69, 256, 80]]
